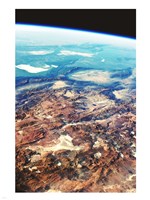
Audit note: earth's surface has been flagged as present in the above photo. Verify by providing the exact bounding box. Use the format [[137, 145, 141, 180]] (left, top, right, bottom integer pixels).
[[16, 25, 136, 192]]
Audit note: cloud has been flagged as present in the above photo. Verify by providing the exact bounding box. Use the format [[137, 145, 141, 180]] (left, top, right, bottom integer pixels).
[[70, 70, 113, 84], [101, 58, 105, 62], [51, 64, 58, 68], [28, 50, 54, 55], [58, 50, 93, 57], [16, 64, 49, 73], [43, 64, 58, 69]]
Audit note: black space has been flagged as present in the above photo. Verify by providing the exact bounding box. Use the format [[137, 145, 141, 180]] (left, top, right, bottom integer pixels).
[[16, 9, 136, 38]]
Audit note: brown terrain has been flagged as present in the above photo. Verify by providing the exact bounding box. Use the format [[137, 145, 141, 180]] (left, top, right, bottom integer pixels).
[[16, 82, 136, 192]]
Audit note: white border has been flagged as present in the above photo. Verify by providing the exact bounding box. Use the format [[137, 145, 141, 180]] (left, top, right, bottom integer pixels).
[[0, 0, 149, 200]]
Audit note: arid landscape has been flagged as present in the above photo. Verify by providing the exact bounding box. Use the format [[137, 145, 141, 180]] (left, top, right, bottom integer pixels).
[[16, 79, 136, 192]]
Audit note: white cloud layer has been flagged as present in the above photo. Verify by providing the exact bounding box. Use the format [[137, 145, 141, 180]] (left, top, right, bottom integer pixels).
[[16, 64, 49, 73], [58, 50, 93, 57], [28, 50, 54, 55]]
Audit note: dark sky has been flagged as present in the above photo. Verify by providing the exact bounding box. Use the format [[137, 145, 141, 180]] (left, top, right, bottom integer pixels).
[[16, 9, 136, 39]]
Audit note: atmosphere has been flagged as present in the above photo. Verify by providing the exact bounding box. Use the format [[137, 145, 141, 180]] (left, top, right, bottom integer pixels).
[[16, 9, 136, 38]]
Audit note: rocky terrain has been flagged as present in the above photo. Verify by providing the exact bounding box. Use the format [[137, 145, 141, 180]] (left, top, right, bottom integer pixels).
[[16, 80, 136, 192]]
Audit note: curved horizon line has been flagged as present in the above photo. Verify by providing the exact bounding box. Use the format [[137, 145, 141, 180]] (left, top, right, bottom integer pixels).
[[16, 23, 136, 41]]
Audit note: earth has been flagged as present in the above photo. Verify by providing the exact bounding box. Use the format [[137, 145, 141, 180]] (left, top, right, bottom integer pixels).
[[16, 25, 136, 192]]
